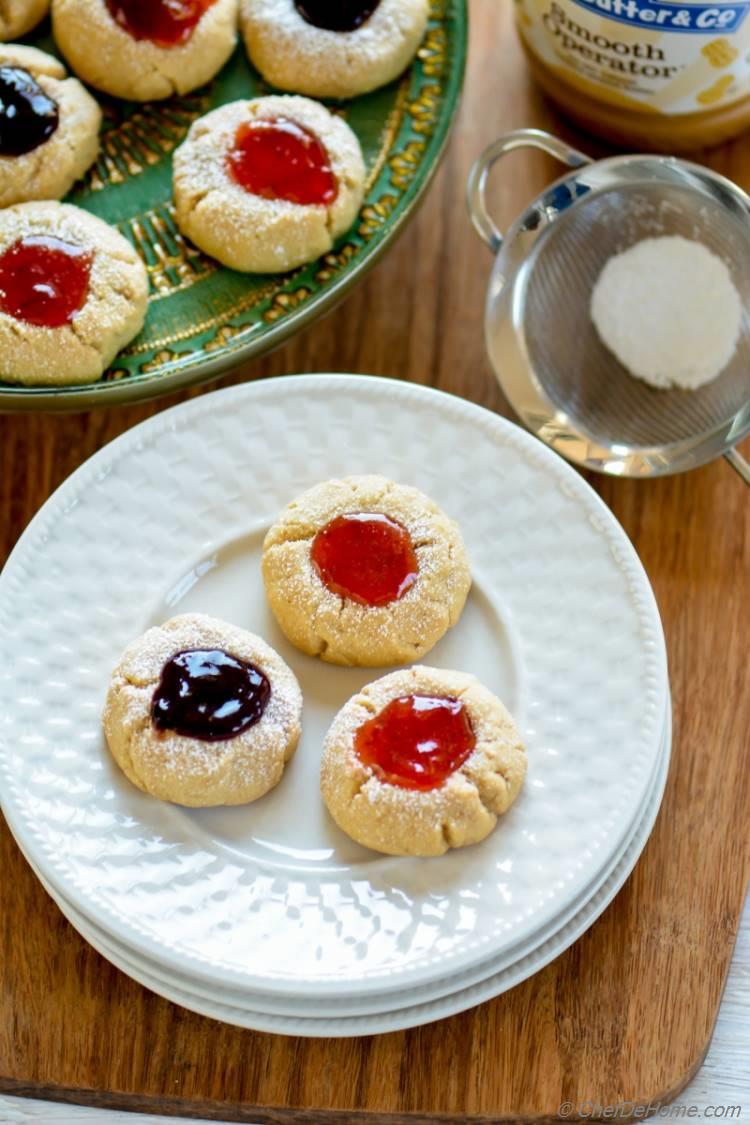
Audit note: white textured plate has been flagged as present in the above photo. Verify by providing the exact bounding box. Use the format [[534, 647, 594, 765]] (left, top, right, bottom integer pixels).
[[0, 375, 668, 998], [31, 703, 671, 1036], [36, 697, 671, 1020]]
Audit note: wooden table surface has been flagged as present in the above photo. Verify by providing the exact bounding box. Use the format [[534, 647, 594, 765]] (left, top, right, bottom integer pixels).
[[1, 3, 749, 1122], [3, 898, 749, 1123]]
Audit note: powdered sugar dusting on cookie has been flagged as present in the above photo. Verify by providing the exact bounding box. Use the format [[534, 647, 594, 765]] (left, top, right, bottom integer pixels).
[[52, 0, 238, 101], [0, 201, 147, 386], [172, 96, 365, 273], [320, 666, 527, 857], [262, 475, 472, 667], [241, 0, 430, 99], [103, 613, 302, 806]]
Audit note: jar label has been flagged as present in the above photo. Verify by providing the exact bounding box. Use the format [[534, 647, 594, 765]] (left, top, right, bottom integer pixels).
[[516, 0, 750, 113]]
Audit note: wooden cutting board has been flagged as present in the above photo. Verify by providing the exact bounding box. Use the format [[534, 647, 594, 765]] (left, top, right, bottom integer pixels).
[[1, 3, 748, 1121]]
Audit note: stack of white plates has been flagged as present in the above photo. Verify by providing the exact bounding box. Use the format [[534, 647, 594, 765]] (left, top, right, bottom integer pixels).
[[0, 376, 670, 1037]]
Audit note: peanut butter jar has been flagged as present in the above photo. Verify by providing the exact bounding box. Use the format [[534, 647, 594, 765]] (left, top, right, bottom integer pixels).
[[515, 0, 750, 150]]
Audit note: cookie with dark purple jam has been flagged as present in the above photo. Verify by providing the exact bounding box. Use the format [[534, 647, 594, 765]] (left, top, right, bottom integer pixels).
[[240, 0, 430, 99], [103, 614, 302, 807], [0, 44, 101, 209]]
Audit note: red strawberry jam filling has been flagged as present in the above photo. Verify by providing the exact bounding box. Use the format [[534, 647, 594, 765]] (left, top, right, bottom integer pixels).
[[0, 235, 92, 328], [354, 693, 477, 791], [311, 512, 418, 607], [105, 0, 217, 47], [226, 116, 338, 206]]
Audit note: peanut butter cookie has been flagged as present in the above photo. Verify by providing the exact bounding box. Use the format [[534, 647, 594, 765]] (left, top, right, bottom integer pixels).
[[103, 613, 303, 807], [241, 0, 429, 99], [52, 0, 238, 101], [262, 475, 471, 666], [0, 45, 101, 208], [173, 95, 365, 273], [0, 201, 148, 385], [321, 666, 526, 856]]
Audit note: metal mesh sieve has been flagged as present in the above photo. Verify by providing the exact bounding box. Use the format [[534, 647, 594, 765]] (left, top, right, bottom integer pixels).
[[469, 130, 750, 481], [518, 182, 750, 448]]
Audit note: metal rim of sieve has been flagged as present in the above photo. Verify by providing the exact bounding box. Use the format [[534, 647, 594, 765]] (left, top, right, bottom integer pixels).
[[467, 129, 750, 486]]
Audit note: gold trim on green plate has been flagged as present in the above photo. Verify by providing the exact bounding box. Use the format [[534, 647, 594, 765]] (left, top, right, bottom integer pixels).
[[0, 0, 468, 411]]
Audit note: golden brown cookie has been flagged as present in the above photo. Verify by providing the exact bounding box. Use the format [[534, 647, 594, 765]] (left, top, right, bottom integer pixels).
[[240, 0, 430, 99], [0, 45, 101, 208], [321, 666, 527, 857], [173, 95, 365, 273], [0, 0, 49, 39], [0, 201, 148, 386], [262, 475, 471, 666], [103, 613, 303, 807], [51, 0, 238, 101]]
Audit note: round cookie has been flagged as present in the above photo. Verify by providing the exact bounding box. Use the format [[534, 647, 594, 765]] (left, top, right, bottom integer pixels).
[[0, 201, 148, 386], [173, 95, 365, 273], [0, 0, 49, 39], [103, 613, 303, 807], [321, 666, 527, 857], [0, 45, 101, 208], [240, 0, 430, 99], [51, 0, 238, 101], [262, 475, 471, 666]]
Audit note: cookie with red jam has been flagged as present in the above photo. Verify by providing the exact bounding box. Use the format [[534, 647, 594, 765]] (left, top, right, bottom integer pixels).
[[104, 614, 303, 807], [0, 201, 148, 385], [173, 95, 365, 273], [262, 475, 472, 666], [51, 0, 238, 101], [241, 0, 429, 99], [321, 666, 527, 856]]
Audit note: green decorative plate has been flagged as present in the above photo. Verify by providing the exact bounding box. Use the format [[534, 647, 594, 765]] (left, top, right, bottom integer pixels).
[[0, 0, 467, 411]]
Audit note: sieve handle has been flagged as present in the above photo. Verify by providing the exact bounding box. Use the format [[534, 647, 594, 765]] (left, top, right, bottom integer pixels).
[[467, 129, 591, 253], [724, 448, 750, 486]]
